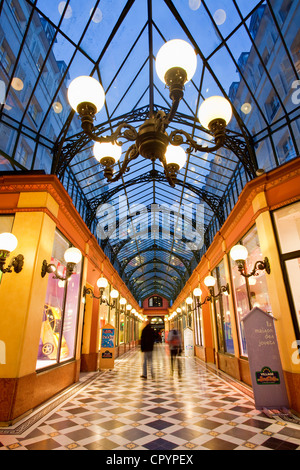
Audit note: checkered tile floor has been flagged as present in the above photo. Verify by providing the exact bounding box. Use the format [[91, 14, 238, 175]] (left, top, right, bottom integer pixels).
[[1, 345, 300, 451]]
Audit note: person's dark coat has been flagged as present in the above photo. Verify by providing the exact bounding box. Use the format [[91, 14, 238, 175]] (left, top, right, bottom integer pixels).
[[141, 324, 155, 352]]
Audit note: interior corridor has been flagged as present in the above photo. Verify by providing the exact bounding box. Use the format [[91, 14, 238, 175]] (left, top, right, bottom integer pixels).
[[1, 345, 300, 451]]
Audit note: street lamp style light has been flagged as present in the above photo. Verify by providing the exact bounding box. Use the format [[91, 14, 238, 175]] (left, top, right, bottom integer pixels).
[[67, 39, 238, 188], [0, 232, 24, 275], [83, 276, 109, 302], [230, 245, 271, 278], [192, 275, 230, 309], [42, 247, 82, 281]]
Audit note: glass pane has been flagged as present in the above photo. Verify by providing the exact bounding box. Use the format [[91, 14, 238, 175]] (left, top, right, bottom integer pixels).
[[214, 261, 234, 354], [231, 261, 248, 356], [273, 201, 300, 254], [285, 258, 300, 333], [0, 215, 14, 232], [59, 258, 82, 362], [36, 231, 69, 370], [36, 230, 82, 369]]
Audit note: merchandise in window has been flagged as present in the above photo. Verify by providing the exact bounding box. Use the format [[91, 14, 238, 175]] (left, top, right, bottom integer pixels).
[[193, 297, 204, 347], [36, 230, 82, 370], [273, 202, 300, 335], [231, 225, 272, 357], [213, 261, 234, 355]]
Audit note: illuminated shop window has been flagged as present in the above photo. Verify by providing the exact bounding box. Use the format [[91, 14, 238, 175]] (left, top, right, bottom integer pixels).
[[230, 225, 272, 357], [273, 201, 300, 336], [212, 260, 234, 355], [36, 229, 82, 371]]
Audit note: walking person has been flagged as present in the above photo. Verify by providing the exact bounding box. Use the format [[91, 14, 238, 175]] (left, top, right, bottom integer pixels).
[[168, 328, 182, 377], [140, 321, 155, 379]]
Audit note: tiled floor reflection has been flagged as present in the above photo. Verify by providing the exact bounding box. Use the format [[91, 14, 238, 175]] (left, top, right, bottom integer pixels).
[[1, 345, 300, 451]]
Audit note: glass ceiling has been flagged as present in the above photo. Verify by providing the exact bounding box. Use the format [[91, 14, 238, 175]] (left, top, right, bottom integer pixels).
[[0, 0, 299, 303]]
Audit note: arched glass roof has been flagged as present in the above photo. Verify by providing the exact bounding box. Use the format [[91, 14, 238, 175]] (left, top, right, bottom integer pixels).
[[0, 0, 299, 303]]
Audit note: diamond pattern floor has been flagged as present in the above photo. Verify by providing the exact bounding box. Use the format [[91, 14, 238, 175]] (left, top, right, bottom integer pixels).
[[1, 345, 300, 451]]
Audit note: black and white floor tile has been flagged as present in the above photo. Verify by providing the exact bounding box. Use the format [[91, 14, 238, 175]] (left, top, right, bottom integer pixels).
[[1, 345, 300, 451]]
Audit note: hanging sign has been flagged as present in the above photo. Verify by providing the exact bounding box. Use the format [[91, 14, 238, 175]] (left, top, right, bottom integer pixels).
[[100, 324, 115, 369], [242, 307, 289, 410]]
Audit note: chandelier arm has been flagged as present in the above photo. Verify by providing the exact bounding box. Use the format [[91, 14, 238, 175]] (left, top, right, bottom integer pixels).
[[108, 144, 140, 183], [81, 119, 138, 144], [163, 95, 182, 130], [160, 157, 177, 188], [168, 129, 224, 154]]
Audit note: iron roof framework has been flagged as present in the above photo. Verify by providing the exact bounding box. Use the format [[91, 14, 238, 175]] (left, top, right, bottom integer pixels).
[[0, 0, 299, 303]]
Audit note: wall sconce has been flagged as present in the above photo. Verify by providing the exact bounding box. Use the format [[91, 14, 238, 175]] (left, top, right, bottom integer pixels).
[[83, 276, 109, 303], [42, 247, 82, 281], [230, 245, 271, 278], [192, 276, 230, 309], [204, 275, 230, 298], [0, 233, 24, 275]]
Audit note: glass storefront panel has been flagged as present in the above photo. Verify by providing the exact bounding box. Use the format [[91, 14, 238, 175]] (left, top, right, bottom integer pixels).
[[213, 260, 234, 355], [273, 201, 300, 337], [193, 301, 203, 347], [231, 225, 272, 357], [285, 258, 300, 332], [273, 201, 300, 254], [36, 230, 82, 370]]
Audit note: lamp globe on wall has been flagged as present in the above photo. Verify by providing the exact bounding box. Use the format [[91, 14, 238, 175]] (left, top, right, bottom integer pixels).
[[193, 287, 202, 297], [230, 244, 271, 278], [42, 247, 82, 281], [0, 232, 24, 275]]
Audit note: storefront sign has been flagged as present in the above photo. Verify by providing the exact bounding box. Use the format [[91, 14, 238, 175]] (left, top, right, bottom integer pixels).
[[184, 327, 194, 357], [100, 324, 115, 369], [242, 307, 289, 410]]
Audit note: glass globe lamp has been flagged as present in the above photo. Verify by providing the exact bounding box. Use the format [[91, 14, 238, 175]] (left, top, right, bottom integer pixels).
[[120, 298, 127, 305], [193, 287, 202, 297], [186, 297, 193, 305], [198, 96, 232, 131], [156, 39, 197, 85], [94, 141, 122, 165], [230, 245, 249, 262], [110, 289, 119, 299], [68, 76, 105, 114], [0, 233, 18, 253], [97, 277, 108, 289], [64, 247, 82, 265], [126, 304, 132, 311], [165, 145, 186, 170], [204, 275, 217, 288]]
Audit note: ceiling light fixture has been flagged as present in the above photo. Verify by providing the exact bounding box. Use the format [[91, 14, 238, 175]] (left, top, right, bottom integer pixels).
[[67, 39, 237, 187]]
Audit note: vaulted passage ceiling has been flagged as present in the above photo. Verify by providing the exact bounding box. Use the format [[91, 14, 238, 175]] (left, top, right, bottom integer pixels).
[[0, 0, 299, 303]]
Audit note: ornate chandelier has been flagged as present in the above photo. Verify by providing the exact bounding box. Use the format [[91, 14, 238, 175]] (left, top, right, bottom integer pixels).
[[67, 39, 236, 187]]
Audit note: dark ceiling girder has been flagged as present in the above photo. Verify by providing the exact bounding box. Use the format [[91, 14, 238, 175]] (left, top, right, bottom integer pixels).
[[120, 244, 192, 276], [125, 258, 186, 282]]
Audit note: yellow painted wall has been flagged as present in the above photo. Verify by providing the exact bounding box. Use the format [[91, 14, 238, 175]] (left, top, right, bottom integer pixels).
[[0, 193, 58, 378]]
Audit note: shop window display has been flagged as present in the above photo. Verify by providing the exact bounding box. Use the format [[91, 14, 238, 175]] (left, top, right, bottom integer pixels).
[[274, 202, 300, 335], [213, 261, 234, 355], [231, 225, 272, 357], [36, 230, 82, 370]]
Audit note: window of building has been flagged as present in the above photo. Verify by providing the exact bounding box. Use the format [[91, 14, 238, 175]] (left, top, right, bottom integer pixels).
[[148, 296, 163, 307], [273, 201, 300, 337], [212, 260, 234, 355], [231, 225, 272, 357], [36, 229, 82, 371], [192, 295, 204, 347]]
